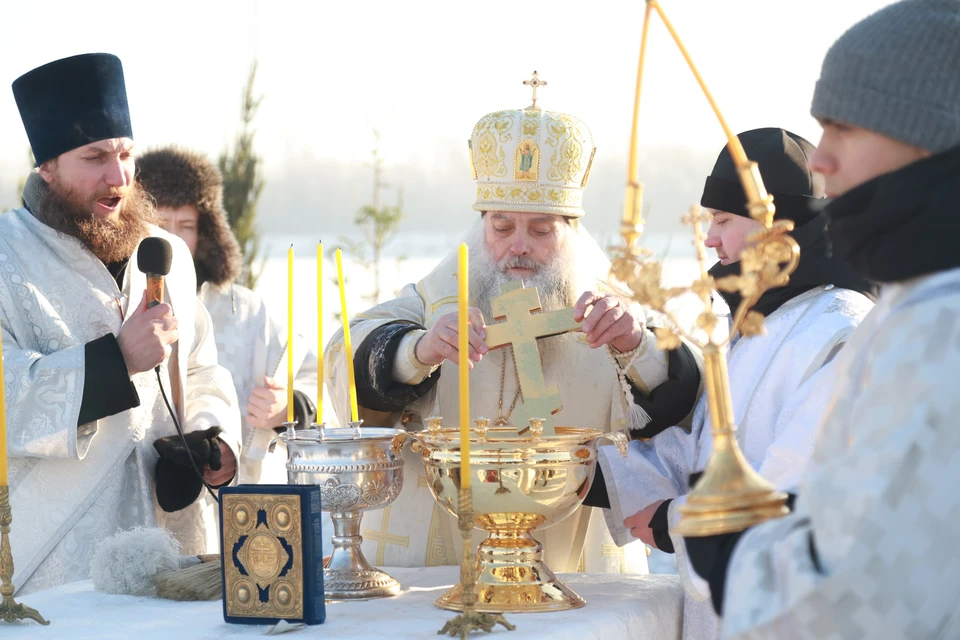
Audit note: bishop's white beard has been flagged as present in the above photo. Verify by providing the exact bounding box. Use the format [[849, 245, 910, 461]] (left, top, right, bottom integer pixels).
[[464, 217, 606, 369]]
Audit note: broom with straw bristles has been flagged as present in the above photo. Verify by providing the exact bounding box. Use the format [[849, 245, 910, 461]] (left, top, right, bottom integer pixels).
[[153, 554, 222, 601], [152, 553, 333, 601]]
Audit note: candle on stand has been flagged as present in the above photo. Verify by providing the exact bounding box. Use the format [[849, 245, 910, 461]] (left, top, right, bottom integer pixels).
[[335, 249, 359, 423], [287, 245, 295, 424], [0, 329, 7, 486], [457, 243, 471, 491], [317, 241, 324, 424]]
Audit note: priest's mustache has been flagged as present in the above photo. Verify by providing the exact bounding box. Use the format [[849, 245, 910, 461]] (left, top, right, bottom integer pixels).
[[499, 255, 542, 272]]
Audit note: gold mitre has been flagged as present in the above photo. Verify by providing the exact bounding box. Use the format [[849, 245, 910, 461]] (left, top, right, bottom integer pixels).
[[469, 72, 596, 218]]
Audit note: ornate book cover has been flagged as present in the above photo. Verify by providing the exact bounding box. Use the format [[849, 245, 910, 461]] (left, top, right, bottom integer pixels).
[[219, 484, 326, 625]]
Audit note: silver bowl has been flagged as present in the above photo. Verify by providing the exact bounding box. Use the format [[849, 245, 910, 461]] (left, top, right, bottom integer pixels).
[[282, 424, 406, 600]]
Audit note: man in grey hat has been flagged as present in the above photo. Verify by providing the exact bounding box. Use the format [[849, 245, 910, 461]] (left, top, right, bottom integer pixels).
[[680, 2, 960, 638]]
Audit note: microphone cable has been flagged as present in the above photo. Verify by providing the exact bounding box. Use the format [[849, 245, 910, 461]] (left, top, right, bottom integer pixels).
[[155, 366, 221, 505]]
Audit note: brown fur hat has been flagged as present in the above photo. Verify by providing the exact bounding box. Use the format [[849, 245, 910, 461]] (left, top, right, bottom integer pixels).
[[136, 146, 242, 287]]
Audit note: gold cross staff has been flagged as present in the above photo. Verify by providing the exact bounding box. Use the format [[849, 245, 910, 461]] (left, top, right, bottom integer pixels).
[[484, 281, 582, 437], [523, 70, 548, 109]]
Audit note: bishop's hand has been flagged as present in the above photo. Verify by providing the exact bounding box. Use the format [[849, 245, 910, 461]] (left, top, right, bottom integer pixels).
[[415, 308, 489, 368], [574, 291, 645, 352]]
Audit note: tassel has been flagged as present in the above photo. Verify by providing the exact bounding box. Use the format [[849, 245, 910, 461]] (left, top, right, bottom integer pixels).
[[626, 400, 652, 433]]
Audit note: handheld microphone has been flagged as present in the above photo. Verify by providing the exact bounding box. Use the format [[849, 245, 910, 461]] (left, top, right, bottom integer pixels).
[[137, 237, 173, 309], [137, 237, 215, 498]]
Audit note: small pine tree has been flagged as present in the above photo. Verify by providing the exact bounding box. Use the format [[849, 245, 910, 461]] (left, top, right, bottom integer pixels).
[[337, 130, 406, 305], [219, 61, 265, 289]]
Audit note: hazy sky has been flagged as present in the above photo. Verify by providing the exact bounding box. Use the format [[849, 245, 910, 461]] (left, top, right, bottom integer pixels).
[[0, 0, 897, 233]]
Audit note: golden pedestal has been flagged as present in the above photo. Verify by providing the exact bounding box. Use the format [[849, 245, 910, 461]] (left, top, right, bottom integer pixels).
[[410, 425, 626, 613], [0, 486, 48, 625]]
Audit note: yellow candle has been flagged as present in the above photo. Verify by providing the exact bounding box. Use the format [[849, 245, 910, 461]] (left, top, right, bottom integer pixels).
[[317, 242, 324, 424], [287, 245, 295, 424], [336, 249, 359, 423], [0, 328, 7, 486], [457, 243, 470, 491]]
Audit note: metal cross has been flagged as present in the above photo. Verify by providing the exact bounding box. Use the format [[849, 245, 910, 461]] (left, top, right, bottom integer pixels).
[[523, 70, 548, 110], [484, 281, 582, 437]]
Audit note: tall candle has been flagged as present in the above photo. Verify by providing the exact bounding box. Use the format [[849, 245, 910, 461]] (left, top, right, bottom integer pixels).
[[335, 249, 359, 423], [287, 245, 295, 424], [317, 241, 324, 424], [457, 243, 471, 491], [0, 329, 7, 486]]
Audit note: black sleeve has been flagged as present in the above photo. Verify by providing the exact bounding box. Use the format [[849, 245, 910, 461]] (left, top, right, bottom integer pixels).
[[77, 334, 140, 427], [582, 460, 610, 509], [688, 491, 801, 614], [649, 498, 675, 553], [354, 321, 441, 413], [628, 341, 701, 439]]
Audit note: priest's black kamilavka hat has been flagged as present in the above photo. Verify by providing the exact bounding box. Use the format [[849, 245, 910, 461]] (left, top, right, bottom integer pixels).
[[700, 128, 824, 226], [12, 53, 133, 166]]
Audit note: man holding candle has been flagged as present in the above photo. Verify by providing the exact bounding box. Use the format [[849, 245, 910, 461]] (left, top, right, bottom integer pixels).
[[326, 99, 703, 574], [674, 2, 960, 638], [0, 54, 241, 595], [137, 146, 319, 483]]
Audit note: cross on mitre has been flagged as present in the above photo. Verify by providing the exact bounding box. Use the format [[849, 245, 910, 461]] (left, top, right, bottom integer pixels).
[[523, 71, 547, 110], [483, 281, 582, 437]]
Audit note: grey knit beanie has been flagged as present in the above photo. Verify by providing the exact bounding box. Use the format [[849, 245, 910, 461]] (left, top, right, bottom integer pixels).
[[811, 0, 960, 154]]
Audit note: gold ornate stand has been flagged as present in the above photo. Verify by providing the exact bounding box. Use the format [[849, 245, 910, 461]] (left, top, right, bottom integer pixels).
[[438, 488, 514, 638], [613, 0, 798, 537], [0, 486, 48, 625]]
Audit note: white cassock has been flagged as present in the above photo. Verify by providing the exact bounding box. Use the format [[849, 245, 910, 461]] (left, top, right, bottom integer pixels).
[[718, 267, 960, 639], [199, 282, 318, 484], [325, 227, 680, 576], [0, 207, 241, 595], [597, 285, 874, 639]]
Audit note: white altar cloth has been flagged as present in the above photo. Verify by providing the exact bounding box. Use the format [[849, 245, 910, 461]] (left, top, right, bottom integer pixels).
[[11, 567, 682, 639]]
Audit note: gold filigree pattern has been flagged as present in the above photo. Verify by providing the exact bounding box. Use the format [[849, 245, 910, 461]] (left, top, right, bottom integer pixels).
[[472, 112, 516, 179], [546, 115, 590, 184], [475, 184, 582, 208], [469, 97, 595, 217], [223, 493, 304, 620]]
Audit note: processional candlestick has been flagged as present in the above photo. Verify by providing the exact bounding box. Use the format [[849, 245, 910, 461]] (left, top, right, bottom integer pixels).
[[612, 0, 798, 536]]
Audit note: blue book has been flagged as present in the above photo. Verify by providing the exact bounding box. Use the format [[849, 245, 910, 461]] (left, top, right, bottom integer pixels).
[[219, 484, 326, 625]]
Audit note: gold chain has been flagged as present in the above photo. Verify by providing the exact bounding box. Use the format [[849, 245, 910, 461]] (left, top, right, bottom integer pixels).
[[495, 348, 523, 427]]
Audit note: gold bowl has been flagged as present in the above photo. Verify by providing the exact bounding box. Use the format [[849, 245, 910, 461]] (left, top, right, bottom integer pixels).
[[412, 425, 624, 613]]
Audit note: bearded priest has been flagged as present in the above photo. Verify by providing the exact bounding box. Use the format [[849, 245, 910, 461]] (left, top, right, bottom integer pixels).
[[1, 54, 241, 595], [325, 89, 703, 573]]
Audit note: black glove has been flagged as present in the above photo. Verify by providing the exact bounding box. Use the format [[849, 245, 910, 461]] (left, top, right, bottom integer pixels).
[[683, 530, 745, 615], [683, 477, 800, 614], [153, 426, 224, 513], [649, 499, 675, 553]]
